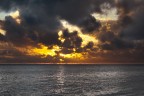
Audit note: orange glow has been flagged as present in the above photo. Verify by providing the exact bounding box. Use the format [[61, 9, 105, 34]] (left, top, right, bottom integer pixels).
[[0, 29, 6, 35], [58, 30, 65, 43], [26, 44, 60, 58], [12, 19, 104, 62], [60, 52, 87, 60], [60, 20, 99, 47], [0, 22, 6, 35], [16, 43, 87, 61], [99, 22, 112, 32], [79, 34, 99, 47]]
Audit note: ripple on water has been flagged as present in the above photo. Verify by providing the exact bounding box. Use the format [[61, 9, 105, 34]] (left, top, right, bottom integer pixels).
[[0, 65, 144, 96]]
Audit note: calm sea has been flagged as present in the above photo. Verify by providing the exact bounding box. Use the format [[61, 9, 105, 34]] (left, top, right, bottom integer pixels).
[[0, 64, 144, 96]]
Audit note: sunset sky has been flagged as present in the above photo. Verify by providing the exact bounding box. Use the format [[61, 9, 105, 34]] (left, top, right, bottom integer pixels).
[[0, 0, 144, 64]]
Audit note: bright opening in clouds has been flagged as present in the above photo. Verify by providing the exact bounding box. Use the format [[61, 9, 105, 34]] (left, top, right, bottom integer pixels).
[[92, 8, 118, 21]]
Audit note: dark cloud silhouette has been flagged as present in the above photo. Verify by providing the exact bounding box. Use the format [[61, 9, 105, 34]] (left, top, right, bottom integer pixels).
[[79, 15, 101, 33], [0, 0, 113, 47], [116, 0, 144, 40], [61, 29, 82, 49], [98, 29, 134, 50], [59, 29, 96, 54], [0, 34, 6, 41], [4, 16, 26, 45], [39, 32, 61, 46], [85, 42, 94, 49]]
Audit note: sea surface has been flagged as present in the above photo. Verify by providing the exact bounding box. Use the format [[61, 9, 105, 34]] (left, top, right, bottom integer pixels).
[[0, 64, 144, 96]]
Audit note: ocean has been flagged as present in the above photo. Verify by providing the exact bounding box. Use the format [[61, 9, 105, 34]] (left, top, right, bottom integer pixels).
[[0, 64, 144, 96]]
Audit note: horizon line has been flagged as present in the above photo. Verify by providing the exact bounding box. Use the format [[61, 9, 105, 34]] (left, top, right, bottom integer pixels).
[[0, 63, 144, 65]]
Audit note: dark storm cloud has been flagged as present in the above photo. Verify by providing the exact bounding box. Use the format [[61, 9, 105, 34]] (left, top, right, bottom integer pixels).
[[79, 15, 101, 33], [4, 16, 26, 45], [39, 32, 61, 46], [85, 42, 94, 49], [60, 29, 96, 54], [0, 34, 6, 41], [55, 0, 113, 24], [0, 0, 114, 46], [116, 0, 144, 40], [0, 0, 27, 11], [98, 31, 134, 50], [96, 0, 144, 51], [61, 29, 82, 49]]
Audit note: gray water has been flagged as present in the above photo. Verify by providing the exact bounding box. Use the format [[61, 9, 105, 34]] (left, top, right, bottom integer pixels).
[[0, 64, 144, 96]]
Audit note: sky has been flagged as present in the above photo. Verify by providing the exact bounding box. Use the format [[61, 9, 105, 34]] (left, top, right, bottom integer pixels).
[[0, 0, 144, 64]]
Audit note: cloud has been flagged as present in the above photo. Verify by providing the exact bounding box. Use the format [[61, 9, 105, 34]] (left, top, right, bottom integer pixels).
[[0, 34, 6, 41], [0, 0, 113, 46], [98, 31, 134, 50], [79, 15, 101, 33], [0, 0, 144, 63], [61, 29, 83, 50], [116, 0, 144, 40]]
